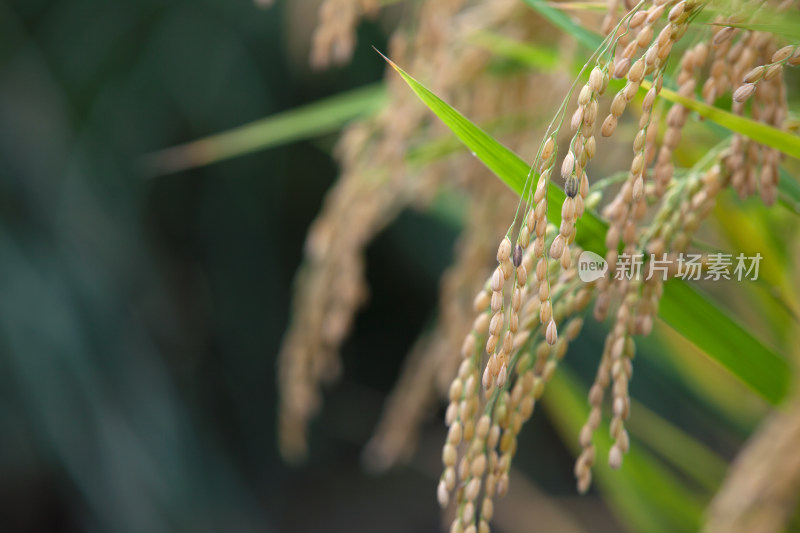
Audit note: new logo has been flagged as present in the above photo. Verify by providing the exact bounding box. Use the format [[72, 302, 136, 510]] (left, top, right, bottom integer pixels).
[[578, 251, 608, 282]]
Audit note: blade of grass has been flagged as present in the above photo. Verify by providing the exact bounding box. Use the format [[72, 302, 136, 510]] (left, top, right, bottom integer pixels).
[[468, 31, 560, 70], [625, 399, 727, 492], [651, 323, 768, 434], [779, 167, 800, 214], [642, 80, 800, 160], [659, 280, 789, 404], [142, 83, 386, 176], [383, 53, 791, 405], [378, 50, 608, 255], [546, 1, 607, 12], [522, 0, 603, 50], [406, 115, 535, 168], [471, 30, 605, 81]]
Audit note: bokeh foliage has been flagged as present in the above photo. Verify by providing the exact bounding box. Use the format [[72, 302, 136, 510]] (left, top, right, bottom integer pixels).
[[1, 0, 798, 532]]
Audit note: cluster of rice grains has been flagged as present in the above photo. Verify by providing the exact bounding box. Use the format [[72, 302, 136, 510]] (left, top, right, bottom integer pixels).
[[279, 0, 799, 528], [708, 17, 799, 205], [437, 1, 799, 531], [438, 234, 591, 533]]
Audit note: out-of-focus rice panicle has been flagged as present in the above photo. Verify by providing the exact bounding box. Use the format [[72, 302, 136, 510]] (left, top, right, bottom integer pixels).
[[310, 0, 380, 69]]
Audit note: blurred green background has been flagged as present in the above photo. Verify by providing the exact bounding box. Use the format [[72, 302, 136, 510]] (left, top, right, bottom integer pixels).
[[0, 1, 787, 532], [0, 1, 420, 530]]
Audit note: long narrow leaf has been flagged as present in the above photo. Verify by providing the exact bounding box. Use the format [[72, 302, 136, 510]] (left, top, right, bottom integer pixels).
[[469, 31, 560, 70], [658, 280, 789, 404], [383, 54, 790, 405], [378, 51, 608, 254], [644, 81, 800, 160], [142, 83, 386, 176], [522, 0, 603, 50], [626, 399, 728, 492], [779, 167, 800, 214]]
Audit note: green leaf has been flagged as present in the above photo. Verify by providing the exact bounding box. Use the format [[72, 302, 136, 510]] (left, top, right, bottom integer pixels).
[[646, 81, 800, 160], [468, 31, 560, 70], [545, 1, 607, 12], [142, 83, 386, 176], [473, 29, 627, 93], [379, 51, 608, 254], [660, 98, 800, 215], [522, 0, 603, 50], [658, 280, 790, 404], [378, 55, 525, 193], [779, 167, 800, 214], [544, 369, 704, 533], [383, 53, 791, 405], [625, 399, 727, 492]]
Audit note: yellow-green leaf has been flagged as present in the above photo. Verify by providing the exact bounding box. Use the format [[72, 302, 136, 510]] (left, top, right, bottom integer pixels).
[[142, 83, 386, 176], [522, 0, 603, 50], [647, 81, 800, 160]]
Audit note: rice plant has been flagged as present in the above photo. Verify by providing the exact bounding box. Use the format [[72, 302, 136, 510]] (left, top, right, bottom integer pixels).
[[270, 0, 800, 531]]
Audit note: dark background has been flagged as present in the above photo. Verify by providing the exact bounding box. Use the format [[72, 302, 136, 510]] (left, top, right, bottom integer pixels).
[[0, 1, 456, 531]]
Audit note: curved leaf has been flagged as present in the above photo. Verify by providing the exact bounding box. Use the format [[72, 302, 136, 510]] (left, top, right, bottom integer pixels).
[[378, 51, 608, 254], [522, 0, 603, 50], [383, 53, 791, 405], [142, 83, 387, 176], [646, 81, 800, 160]]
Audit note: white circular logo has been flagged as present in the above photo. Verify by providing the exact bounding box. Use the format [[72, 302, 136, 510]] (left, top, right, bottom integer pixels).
[[578, 251, 608, 282]]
